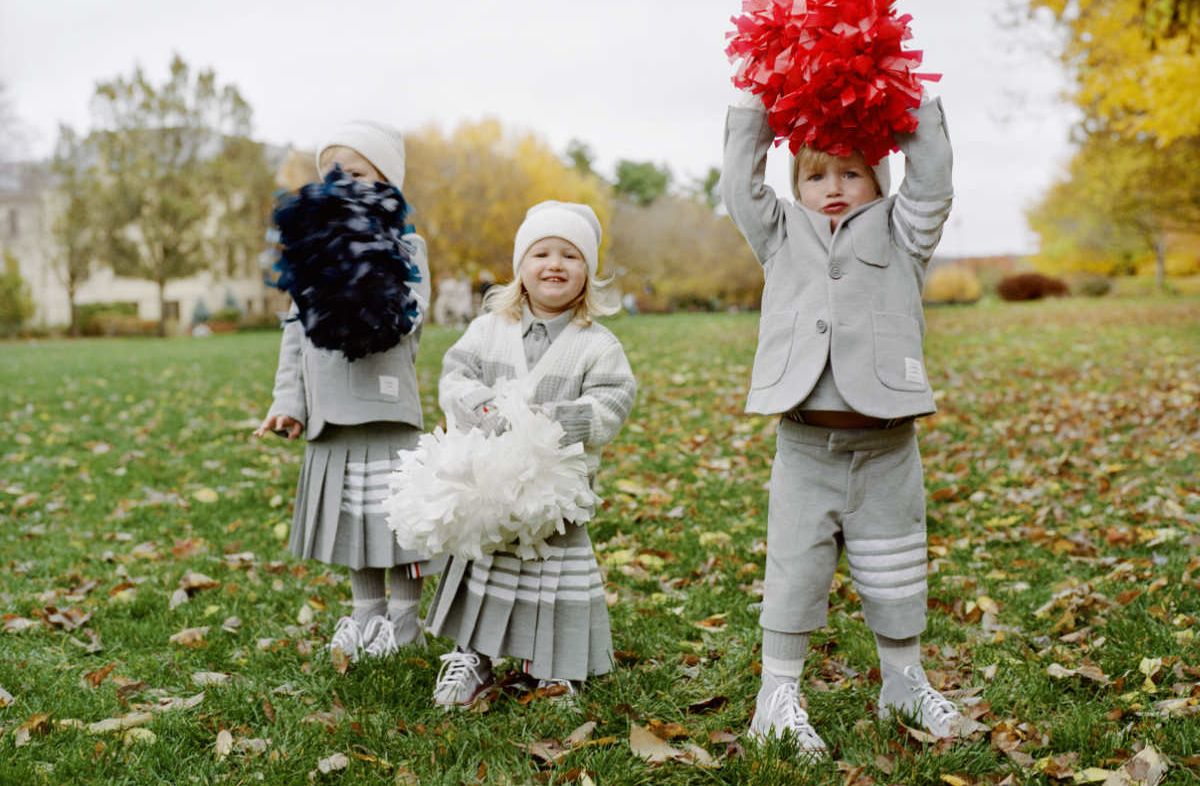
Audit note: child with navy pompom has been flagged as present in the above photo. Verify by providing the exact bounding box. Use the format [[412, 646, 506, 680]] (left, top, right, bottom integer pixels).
[[255, 121, 443, 663]]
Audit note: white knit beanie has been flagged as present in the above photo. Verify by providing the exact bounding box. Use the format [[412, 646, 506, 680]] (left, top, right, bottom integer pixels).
[[512, 201, 602, 277], [789, 153, 892, 201], [316, 120, 406, 189]]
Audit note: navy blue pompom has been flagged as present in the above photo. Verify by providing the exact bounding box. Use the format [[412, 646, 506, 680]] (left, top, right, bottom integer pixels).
[[269, 166, 422, 361]]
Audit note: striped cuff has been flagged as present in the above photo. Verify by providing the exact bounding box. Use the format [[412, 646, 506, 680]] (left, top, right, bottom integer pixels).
[[552, 402, 592, 445]]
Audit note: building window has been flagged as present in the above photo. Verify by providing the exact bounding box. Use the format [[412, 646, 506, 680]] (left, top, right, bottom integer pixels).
[[163, 301, 180, 322], [7, 209, 17, 238]]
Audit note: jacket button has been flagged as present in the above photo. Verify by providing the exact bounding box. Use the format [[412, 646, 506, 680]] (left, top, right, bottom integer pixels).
[[816, 319, 828, 333], [829, 266, 842, 279]]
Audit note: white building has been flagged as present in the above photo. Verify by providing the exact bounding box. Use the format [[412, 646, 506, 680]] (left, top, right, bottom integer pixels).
[[0, 153, 296, 334]]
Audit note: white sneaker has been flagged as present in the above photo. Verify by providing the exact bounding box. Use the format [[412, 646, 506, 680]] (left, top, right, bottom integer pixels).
[[328, 616, 364, 662], [879, 665, 964, 738], [748, 681, 827, 759], [360, 615, 399, 659], [433, 650, 493, 707]]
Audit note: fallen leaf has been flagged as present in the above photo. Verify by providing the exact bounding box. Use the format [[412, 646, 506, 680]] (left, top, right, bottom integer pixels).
[[565, 721, 596, 746], [315, 752, 349, 775], [630, 722, 680, 764], [82, 663, 117, 689], [169, 588, 190, 610], [87, 711, 154, 734], [647, 719, 690, 740], [687, 695, 729, 714], [179, 570, 219, 593], [0, 685, 13, 707], [14, 712, 51, 747], [1103, 746, 1168, 786], [169, 626, 209, 648], [123, 728, 156, 745], [215, 729, 234, 760], [192, 671, 230, 687], [192, 488, 219, 504], [4, 615, 38, 633]]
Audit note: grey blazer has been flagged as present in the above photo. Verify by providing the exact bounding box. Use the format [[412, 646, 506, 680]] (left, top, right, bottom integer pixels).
[[266, 234, 432, 440], [722, 98, 954, 419]]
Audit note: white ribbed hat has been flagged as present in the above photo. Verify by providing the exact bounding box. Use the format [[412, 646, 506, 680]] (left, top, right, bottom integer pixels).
[[512, 201, 602, 276], [316, 120, 406, 188]]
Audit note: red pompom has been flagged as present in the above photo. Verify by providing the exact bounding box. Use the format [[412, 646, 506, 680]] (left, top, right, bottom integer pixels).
[[726, 0, 941, 164]]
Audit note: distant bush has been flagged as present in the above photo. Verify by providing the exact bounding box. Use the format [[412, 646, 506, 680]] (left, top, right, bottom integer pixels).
[[238, 312, 286, 331], [1076, 275, 1113, 297], [996, 272, 1069, 301], [78, 302, 141, 336], [211, 307, 243, 324], [924, 265, 982, 305]]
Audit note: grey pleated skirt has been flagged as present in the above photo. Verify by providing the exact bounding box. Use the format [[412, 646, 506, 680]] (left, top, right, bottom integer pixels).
[[425, 523, 612, 682], [290, 421, 446, 575]]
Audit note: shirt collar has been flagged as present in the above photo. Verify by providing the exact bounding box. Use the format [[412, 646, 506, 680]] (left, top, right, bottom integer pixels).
[[521, 302, 574, 341]]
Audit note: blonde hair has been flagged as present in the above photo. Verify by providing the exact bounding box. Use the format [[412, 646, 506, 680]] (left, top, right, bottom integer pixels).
[[483, 272, 621, 325], [790, 148, 880, 200]]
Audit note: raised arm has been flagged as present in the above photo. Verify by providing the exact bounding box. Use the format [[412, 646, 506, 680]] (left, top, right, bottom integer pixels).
[[721, 95, 788, 265], [891, 97, 954, 264]]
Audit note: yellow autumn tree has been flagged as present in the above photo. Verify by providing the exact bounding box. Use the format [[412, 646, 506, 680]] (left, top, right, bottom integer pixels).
[[1030, 0, 1200, 143], [403, 119, 612, 282]]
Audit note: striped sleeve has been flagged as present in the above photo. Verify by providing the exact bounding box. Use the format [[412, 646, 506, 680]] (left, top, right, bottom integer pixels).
[[438, 318, 495, 428], [563, 339, 637, 449], [891, 97, 954, 265]]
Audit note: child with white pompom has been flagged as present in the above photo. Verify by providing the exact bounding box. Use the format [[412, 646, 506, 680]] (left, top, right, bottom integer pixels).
[[423, 200, 637, 706]]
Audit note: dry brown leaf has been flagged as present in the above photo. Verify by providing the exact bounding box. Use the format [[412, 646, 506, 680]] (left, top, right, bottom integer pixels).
[[169, 588, 190, 610], [82, 663, 117, 689], [179, 571, 219, 593], [215, 729, 234, 760], [0, 685, 13, 708], [1103, 746, 1168, 786], [630, 722, 682, 764], [314, 752, 349, 775], [646, 719, 690, 740], [687, 695, 729, 714], [235, 737, 271, 756], [14, 712, 50, 747], [191, 671, 230, 687], [394, 765, 419, 786], [330, 646, 351, 675], [122, 728, 156, 745], [3, 615, 37, 633], [168, 626, 209, 648], [564, 721, 596, 747], [87, 711, 154, 734]]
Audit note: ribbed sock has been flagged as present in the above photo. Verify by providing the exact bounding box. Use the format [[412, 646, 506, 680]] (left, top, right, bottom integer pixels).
[[756, 629, 810, 710], [388, 572, 423, 642], [348, 568, 387, 625], [875, 633, 924, 707]]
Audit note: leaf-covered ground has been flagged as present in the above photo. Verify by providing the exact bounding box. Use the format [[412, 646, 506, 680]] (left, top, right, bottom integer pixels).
[[1, 297, 1197, 785]]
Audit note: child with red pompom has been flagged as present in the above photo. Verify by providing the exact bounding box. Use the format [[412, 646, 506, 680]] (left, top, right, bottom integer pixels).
[[722, 31, 964, 758]]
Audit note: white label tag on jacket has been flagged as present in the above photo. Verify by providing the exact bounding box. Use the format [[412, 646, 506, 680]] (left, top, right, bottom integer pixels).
[[379, 376, 399, 397], [904, 358, 924, 384]]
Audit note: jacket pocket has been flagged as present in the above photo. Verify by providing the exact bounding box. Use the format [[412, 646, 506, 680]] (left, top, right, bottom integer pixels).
[[751, 311, 797, 389], [872, 312, 928, 392], [348, 351, 402, 402]]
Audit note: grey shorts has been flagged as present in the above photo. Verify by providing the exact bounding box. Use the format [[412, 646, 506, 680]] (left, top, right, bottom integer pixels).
[[761, 417, 927, 639]]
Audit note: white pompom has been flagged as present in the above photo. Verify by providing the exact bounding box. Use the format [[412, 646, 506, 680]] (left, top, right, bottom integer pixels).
[[385, 382, 599, 561]]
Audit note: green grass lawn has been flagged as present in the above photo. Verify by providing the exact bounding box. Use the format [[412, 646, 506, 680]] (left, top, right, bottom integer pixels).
[[1, 297, 1198, 785]]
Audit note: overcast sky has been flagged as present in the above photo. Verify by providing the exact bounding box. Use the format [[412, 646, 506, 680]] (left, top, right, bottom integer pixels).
[[1, 0, 1075, 257]]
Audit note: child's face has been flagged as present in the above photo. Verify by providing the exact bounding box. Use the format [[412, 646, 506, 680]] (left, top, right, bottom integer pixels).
[[796, 152, 880, 225], [520, 238, 587, 317], [319, 146, 384, 184]]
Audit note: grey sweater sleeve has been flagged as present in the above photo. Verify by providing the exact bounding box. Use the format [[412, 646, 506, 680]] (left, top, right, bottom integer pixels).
[[721, 105, 788, 265], [891, 98, 954, 264], [266, 306, 307, 425]]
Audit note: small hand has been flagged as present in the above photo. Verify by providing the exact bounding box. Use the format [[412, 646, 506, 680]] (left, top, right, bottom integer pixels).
[[254, 414, 304, 440]]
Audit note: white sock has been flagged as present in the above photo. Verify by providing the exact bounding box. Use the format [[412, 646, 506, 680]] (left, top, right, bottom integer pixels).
[[875, 633, 924, 707], [757, 630, 809, 710], [349, 568, 386, 625]]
